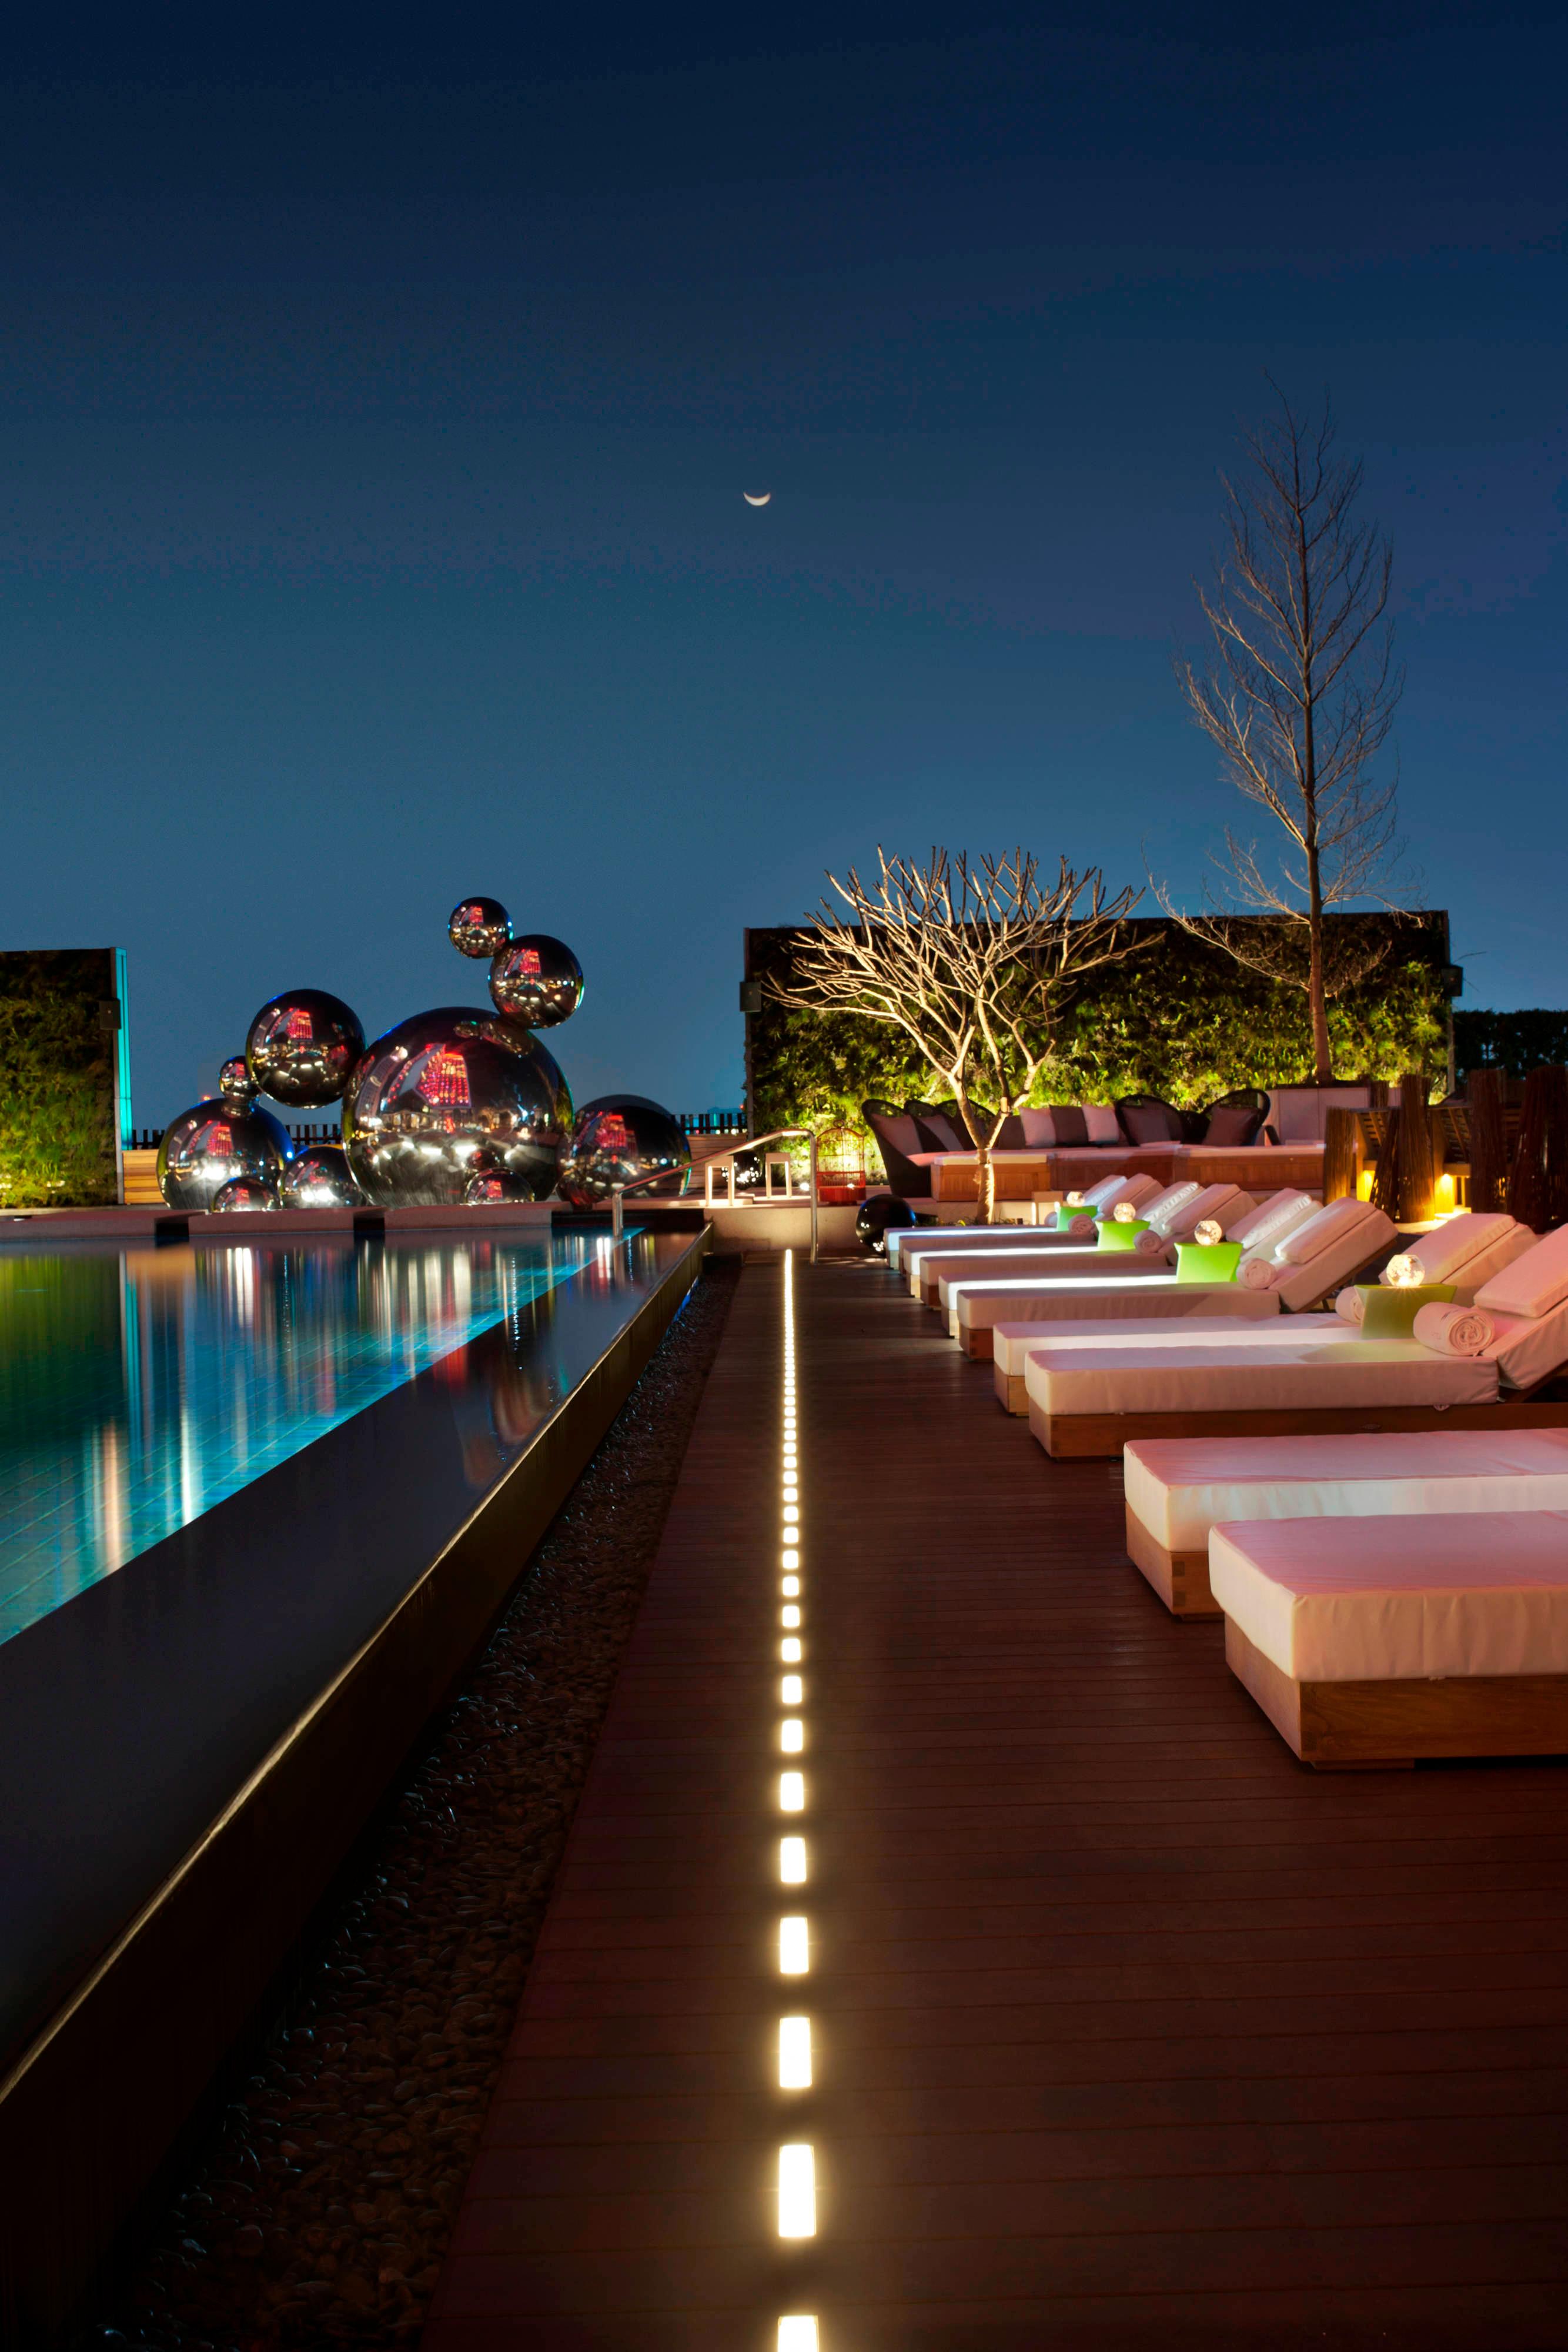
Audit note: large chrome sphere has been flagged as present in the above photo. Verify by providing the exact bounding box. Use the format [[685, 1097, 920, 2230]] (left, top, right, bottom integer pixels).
[[218, 1055, 258, 1106], [489, 933, 584, 1029], [449, 896, 511, 958], [210, 1175, 281, 1213], [280, 1142, 365, 1210], [246, 989, 366, 1108], [342, 1007, 567, 1207], [157, 1102, 292, 1211], [856, 1194, 916, 1255], [557, 1094, 690, 1209]]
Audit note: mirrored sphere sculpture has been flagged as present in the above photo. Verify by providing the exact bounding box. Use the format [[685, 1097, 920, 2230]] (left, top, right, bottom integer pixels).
[[280, 1142, 365, 1210], [210, 1175, 282, 1213], [449, 896, 511, 958], [856, 1194, 915, 1254], [342, 1007, 567, 1207], [557, 1094, 690, 1209], [246, 990, 366, 1108], [489, 933, 584, 1029], [218, 1055, 258, 1105], [158, 1102, 291, 1211]]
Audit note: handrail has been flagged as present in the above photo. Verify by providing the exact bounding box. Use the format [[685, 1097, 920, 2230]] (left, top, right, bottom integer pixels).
[[610, 1125, 820, 1262]]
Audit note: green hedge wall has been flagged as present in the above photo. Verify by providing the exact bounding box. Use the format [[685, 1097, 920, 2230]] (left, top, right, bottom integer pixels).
[[1453, 1008, 1568, 1078], [748, 914, 1450, 1142], [0, 950, 123, 1208]]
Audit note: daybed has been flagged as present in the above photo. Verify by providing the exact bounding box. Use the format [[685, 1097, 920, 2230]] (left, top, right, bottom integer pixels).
[[1212, 1510, 1568, 1767], [992, 1307, 1326, 1413], [952, 1190, 1326, 1357], [1124, 1425, 1568, 1618], [1027, 1214, 1568, 1459], [898, 1175, 1164, 1299], [927, 1182, 1259, 1321]]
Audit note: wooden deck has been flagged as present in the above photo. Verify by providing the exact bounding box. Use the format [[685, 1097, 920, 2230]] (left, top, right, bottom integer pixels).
[[424, 1257, 1568, 2350]]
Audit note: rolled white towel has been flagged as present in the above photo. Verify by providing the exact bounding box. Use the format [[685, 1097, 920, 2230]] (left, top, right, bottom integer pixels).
[[1134, 1227, 1169, 1257], [1334, 1287, 1365, 1326], [1414, 1301, 1496, 1358], [1238, 1255, 1278, 1291], [1068, 1212, 1095, 1236]]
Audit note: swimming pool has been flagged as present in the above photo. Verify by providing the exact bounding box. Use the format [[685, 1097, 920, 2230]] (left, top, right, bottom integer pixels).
[[0, 1231, 609, 1646]]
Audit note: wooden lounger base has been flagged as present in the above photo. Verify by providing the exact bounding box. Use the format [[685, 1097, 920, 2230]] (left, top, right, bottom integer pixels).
[[994, 1362, 1028, 1413], [1029, 1397, 1568, 1460], [1226, 1619, 1568, 1769], [1124, 1508, 1216, 1616], [963, 1325, 997, 1359]]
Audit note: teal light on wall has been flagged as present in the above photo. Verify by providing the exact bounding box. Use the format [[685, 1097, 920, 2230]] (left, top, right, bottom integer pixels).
[[114, 948, 133, 1146]]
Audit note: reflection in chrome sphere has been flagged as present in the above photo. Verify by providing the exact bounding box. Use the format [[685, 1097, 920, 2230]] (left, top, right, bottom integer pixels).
[[246, 990, 366, 1108], [280, 1142, 365, 1210], [557, 1094, 690, 1208], [449, 896, 511, 958], [158, 1102, 291, 1211], [218, 1055, 258, 1105], [210, 1175, 281, 1213], [489, 934, 584, 1029], [342, 1007, 567, 1207]]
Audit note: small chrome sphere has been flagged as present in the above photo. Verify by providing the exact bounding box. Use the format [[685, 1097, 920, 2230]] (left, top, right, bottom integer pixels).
[[157, 1102, 291, 1211], [210, 1175, 281, 1213], [449, 896, 511, 958], [342, 1007, 567, 1207], [246, 990, 366, 1108], [557, 1095, 690, 1209], [218, 1055, 258, 1105], [856, 1194, 916, 1255], [280, 1142, 365, 1210], [463, 1165, 539, 1206], [489, 934, 584, 1029]]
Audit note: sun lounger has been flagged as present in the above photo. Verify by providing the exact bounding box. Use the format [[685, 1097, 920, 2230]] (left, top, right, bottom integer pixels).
[[1026, 1218, 1568, 1457], [1212, 1510, 1568, 1766], [991, 1308, 1332, 1411], [897, 1175, 1166, 1295], [1124, 1426, 1568, 1616], [952, 1190, 1323, 1358]]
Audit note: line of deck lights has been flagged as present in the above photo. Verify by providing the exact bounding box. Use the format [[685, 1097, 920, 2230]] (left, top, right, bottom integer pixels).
[[774, 1250, 818, 2352]]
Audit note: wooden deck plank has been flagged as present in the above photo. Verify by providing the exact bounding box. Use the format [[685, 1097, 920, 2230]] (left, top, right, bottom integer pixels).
[[425, 1258, 1568, 2350]]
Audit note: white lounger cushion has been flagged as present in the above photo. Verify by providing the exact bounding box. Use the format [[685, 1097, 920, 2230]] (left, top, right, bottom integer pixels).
[[962, 1280, 1284, 1336], [1278, 1196, 1380, 1265], [1396, 1212, 1523, 1284], [1168, 1183, 1254, 1240], [1476, 1223, 1568, 1321], [1125, 1426, 1568, 1556], [1024, 1338, 1497, 1419], [1269, 1203, 1397, 1311], [1209, 1510, 1568, 1682], [1478, 1295, 1568, 1394], [990, 1307, 1295, 1374], [1142, 1180, 1202, 1229], [928, 1248, 1172, 1302], [1228, 1191, 1318, 1253]]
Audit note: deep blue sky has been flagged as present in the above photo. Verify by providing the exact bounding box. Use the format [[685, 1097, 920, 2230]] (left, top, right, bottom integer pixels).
[[1, 3, 1563, 1124]]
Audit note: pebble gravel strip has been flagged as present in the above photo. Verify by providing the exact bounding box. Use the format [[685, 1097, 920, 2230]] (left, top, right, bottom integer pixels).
[[82, 1255, 740, 2352]]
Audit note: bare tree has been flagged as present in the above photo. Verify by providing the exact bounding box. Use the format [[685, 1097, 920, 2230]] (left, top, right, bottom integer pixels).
[[771, 847, 1144, 1222], [1162, 387, 1404, 1081]]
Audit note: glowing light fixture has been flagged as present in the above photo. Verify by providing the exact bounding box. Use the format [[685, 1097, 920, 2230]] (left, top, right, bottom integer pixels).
[[782, 1603, 801, 1628], [780, 1836, 807, 1883], [777, 2143, 817, 2237], [782, 1575, 800, 1597], [781, 1636, 802, 1662], [778, 1915, 809, 1973], [779, 1770, 804, 1811], [778, 2015, 813, 2089], [781, 1673, 803, 1705], [778, 2316, 819, 2350], [780, 1717, 804, 1752]]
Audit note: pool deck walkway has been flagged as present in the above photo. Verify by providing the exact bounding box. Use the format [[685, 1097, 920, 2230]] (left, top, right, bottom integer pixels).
[[424, 1256, 1568, 2350]]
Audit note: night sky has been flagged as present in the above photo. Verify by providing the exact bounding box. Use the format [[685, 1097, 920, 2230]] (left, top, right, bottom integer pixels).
[[1, 4, 1563, 1125]]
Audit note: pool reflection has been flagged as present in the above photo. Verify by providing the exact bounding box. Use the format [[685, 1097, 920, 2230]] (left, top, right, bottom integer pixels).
[[0, 1234, 613, 1646]]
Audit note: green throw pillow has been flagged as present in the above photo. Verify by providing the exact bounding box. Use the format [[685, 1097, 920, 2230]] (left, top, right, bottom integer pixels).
[[1357, 1281, 1456, 1339], [1175, 1240, 1242, 1284]]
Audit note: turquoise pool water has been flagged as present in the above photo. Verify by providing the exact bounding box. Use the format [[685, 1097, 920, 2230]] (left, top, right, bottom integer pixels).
[[0, 1232, 605, 1647]]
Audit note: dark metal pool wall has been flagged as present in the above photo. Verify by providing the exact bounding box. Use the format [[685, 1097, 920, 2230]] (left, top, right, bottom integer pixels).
[[0, 1228, 707, 2348]]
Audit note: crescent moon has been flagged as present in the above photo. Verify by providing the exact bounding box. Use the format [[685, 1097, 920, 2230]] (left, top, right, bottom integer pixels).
[[743, 491, 771, 506]]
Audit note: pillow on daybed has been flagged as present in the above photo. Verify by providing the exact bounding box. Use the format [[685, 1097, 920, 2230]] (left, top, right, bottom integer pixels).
[[1276, 1196, 1376, 1267], [913, 1114, 965, 1152], [1475, 1223, 1568, 1321], [1203, 1103, 1265, 1147], [1121, 1102, 1177, 1145], [1020, 1107, 1057, 1147], [1084, 1104, 1123, 1145], [1390, 1212, 1519, 1285]]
